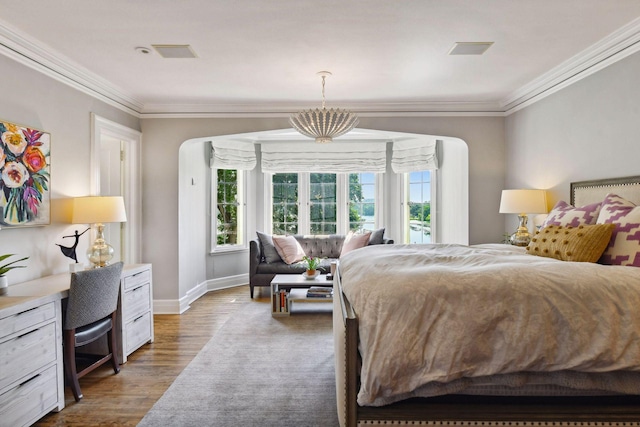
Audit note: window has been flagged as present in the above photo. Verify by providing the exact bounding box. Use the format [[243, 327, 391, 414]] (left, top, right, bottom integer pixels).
[[269, 172, 379, 235], [309, 173, 337, 234], [349, 172, 376, 232], [214, 169, 245, 250], [272, 173, 299, 235], [404, 171, 432, 244]]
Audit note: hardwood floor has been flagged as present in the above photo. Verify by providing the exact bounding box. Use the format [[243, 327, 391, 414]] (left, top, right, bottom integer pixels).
[[35, 285, 267, 427]]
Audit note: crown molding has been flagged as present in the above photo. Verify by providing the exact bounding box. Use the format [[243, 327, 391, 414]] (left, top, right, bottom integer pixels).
[[139, 100, 505, 118], [0, 21, 144, 117], [501, 17, 640, 115], [1, 17, 640, 118]]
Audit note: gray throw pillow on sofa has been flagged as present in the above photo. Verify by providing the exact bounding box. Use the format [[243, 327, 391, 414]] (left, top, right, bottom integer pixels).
[[369, 228, 385, 245], [257, 231, 283, 263]]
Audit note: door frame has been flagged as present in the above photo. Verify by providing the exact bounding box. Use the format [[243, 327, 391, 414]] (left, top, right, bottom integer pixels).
[[90, 113, 142, 264]]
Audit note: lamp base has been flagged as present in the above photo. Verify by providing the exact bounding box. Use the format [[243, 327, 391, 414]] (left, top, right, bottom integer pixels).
[[87, 223, 115, 268], [509, 214, 532, 247]]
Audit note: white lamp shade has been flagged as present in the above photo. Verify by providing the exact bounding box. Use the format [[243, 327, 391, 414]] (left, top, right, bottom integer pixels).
[[499, 189, 548, 214], [71, 196, 127, 224]]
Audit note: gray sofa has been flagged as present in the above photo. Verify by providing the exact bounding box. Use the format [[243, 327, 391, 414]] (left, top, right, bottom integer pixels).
[[249, 232, 393, 297]]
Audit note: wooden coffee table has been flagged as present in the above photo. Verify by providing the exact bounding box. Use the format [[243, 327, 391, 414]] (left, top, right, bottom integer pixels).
[[270, 274, 333, 317]]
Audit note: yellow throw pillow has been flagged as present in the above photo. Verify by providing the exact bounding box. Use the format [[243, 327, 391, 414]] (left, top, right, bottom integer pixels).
[[526, 224, 615, 263]]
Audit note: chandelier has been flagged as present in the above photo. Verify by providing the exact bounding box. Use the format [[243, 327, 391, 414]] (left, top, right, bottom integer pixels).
[[289, 71, 359, 143]]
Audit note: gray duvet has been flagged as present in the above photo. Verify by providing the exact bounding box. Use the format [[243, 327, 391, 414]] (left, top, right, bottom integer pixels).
[[339, 243, 640, 406]]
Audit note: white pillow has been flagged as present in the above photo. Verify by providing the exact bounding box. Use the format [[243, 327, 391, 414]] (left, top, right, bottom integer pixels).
[[272, 235, 306, 264]]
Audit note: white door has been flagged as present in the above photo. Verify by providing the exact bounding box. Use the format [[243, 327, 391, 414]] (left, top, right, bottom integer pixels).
[[91, 114, 142, 264], [100, 135, 124, 263]]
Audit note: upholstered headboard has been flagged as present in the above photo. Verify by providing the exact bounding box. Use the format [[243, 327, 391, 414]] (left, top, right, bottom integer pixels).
[[571, 175, 640, 207]]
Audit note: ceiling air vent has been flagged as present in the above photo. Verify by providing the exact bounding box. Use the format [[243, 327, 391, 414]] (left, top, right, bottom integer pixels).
[[448, 42, 493, 55], [152, 44, 198, 59]]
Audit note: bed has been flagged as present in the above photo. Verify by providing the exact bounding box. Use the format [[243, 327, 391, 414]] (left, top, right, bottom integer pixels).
[[333, 176, 640, 426]]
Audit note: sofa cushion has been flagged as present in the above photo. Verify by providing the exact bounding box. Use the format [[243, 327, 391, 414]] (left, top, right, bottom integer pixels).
[[341, 231, 371, 257], [368, 227, 385, 245], [273, 235, 306, 264], [256, 257, 336, 275], [256, 231, 282, 263], [295, 234, 344, 259]]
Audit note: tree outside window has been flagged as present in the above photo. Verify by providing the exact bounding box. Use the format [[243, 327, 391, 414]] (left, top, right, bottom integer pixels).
[[216, 169, 241, 246], [310, 173, 337, 234], [349, 173, 373, 231], [407, 171, 431, 243], [272, 173, 299, 235]]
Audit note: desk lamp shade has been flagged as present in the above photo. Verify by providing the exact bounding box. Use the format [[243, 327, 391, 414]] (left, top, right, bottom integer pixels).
[[71, 196, 127, 268], [499, 189, 548, 246]]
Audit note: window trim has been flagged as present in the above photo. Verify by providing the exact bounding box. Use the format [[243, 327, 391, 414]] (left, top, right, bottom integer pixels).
[[211, 168, 247, 253]]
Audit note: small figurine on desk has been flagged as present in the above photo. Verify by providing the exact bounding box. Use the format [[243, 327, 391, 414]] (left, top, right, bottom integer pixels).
[[56, 228, 89, 271]]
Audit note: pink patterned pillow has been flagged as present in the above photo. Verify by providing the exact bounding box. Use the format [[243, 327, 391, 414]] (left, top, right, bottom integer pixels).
[[542, 200, 601, 227], [596, 193, 640, 267]]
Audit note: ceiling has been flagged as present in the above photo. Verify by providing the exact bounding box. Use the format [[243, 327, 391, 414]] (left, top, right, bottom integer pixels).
[[1, 0, 640, 116]]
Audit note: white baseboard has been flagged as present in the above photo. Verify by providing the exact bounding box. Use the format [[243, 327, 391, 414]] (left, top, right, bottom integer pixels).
[[152, 274, 248, 314], [205, 273, 249, 292], [152, 299, 184, 315]]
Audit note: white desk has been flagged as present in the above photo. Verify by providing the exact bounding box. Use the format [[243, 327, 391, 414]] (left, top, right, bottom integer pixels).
[[0, 264, 153, 427]]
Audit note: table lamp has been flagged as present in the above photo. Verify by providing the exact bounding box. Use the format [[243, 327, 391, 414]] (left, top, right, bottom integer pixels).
[[499, 189, 548, 246], [71, 196, 127, 268]]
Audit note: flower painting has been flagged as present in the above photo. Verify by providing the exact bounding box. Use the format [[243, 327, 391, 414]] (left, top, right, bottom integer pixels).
[[0, 120, 50, 227]]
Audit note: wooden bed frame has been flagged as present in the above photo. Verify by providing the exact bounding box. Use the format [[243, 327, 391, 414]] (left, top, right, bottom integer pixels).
[[333, 176, 640, 427]]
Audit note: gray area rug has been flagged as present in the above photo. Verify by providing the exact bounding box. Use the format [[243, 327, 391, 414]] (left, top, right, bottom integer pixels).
[[138, 301, 338, 427]]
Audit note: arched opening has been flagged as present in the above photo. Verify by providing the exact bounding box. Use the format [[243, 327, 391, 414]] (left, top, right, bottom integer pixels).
[[177, 128, 468, 312]]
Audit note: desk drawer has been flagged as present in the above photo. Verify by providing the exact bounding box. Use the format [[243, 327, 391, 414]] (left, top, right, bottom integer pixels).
[[125, 311, 151, 355], [123, 269, 151, 291], [123, 283, 150, 322], [0, 302, 55, 339], [0, 322, 57, 391], [0, 364, 58, 427]]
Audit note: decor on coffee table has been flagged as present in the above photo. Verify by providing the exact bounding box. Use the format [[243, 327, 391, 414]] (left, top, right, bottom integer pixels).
[[302, 255, 321, 276]]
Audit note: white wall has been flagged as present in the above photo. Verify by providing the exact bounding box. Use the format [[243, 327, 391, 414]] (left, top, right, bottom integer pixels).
[[140, 117, 286, 304], [0, 54, 139, 284], [505, 50, 640, 233]]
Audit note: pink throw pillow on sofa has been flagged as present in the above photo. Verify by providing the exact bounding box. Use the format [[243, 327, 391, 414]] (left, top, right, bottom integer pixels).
[[272, 235, 306, 264], [596, 193, 640, 267], [340, 231, 371, 257]]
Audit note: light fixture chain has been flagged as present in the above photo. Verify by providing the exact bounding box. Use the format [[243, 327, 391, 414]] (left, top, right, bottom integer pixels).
[[321, 75, 326, 110]]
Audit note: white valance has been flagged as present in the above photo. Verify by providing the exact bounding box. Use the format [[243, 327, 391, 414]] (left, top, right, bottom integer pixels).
[[209, 140, 256, 170], [391, 138, 439, 173], [261, 142, 387, 173]]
